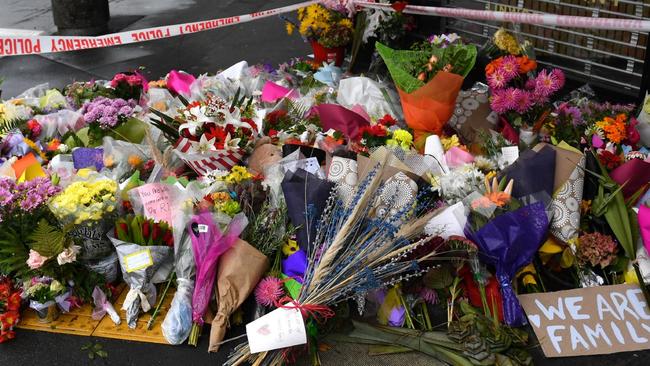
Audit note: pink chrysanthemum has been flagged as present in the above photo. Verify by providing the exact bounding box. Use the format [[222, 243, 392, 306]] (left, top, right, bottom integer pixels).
[[420, 287, 439, 305], [534, 69, 564, 97], [490, 87, 519, 114], [498, 55, 520, 79], [487, 70, 508, 90], [254, 276, 284, 307], [514, 89, 533, 113]]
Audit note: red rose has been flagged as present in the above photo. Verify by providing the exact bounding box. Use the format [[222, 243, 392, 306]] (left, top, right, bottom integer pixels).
[[391, 1, 408, 13], [598, 150, 622, 170], [626, 117, 641, 146], [152, 223, 161, 243]]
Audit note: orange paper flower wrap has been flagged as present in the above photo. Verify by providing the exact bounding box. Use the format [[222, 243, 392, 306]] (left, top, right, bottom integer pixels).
[[398, 71, 464, 142]]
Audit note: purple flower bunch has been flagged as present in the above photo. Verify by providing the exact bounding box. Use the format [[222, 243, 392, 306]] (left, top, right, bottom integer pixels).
[[488, 55, 565, 115], [82, 97, 136, 129], [0, 177, 61, 222]]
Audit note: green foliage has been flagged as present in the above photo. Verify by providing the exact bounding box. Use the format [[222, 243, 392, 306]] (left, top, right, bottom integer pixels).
[[0, 225, 30, 277], [82, 342, 108, 360], [376, 41, 477, 93], [28, 219, 67, 258], [0, 118, 26, 136]]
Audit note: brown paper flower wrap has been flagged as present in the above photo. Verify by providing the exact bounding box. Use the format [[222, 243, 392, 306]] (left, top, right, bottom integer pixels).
[[208, 239, 268, 352]]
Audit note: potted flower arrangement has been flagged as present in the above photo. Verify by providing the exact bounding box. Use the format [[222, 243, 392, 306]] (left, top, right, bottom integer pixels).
[[287, 4, 354, 66], [24, 277, 68, 323]]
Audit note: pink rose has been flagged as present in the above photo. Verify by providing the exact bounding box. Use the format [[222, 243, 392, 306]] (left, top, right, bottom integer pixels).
[[26, 249, 49, 270]]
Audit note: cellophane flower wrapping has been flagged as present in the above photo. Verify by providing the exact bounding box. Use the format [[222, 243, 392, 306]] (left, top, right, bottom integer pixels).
[[466, 201, 549, 326], [111, 234, 173, 329], [189, 212, 247, 327], [161, 212, 196, 345]]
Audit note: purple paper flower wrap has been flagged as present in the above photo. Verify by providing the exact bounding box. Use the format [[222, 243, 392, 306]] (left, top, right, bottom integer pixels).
[[466, 201, 549, 326]]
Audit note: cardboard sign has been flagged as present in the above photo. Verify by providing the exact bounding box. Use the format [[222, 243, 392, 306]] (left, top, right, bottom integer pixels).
[[519, 284, 650, 357], [134, 183, 174, 225]]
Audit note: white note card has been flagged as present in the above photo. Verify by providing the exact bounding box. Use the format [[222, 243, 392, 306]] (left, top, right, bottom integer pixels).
[[246, 306, 307, 354], [501, 146, 520, 166]]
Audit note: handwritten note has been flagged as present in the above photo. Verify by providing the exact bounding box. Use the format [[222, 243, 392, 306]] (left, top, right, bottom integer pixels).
[[246, 306, 307, 353], [134, 183, 174, 225], [519, 284, 650, 357]]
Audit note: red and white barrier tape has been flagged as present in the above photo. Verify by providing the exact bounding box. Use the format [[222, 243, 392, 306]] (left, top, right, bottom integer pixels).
[[1, 0, 648, 57], [0, 0, 318, 57], [355, 1, 650, 32]]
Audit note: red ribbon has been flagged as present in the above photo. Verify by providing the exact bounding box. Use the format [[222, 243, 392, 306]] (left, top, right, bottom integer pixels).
[[274, 296, 335, 324]]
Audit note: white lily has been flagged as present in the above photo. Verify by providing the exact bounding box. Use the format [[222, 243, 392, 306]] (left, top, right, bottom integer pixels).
[[180, 104, 211, 135], [224, 133, 241, 150], [189, 134, 217, 154]]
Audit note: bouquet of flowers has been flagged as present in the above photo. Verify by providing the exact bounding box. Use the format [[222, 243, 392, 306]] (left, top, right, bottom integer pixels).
[[24, 276, 70, 323], [109, 71, 148, 101], [464, 176, 550, 326], [284, 4, 353, 66], [376, 36, 477, 143], [0, 276, 21, 343], [226, 158, 455, 365], [485, 54, 564, 145], [150, 92, 258, 176], [49, 175, 118, 264], [0, 177, 63, 278], [111, 214, 173, 328], [187, 211, 246, 346]]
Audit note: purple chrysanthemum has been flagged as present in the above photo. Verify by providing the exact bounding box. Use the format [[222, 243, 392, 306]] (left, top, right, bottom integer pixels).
[[82, 96, 136, 129], [254, 276, 284, 307], [15, 177, 61, 212]]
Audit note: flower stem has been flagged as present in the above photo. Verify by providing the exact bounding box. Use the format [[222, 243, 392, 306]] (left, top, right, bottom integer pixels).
[[633, 263, 650, 306], [147, 272, 175, 330], [188, 323, 201, 347]]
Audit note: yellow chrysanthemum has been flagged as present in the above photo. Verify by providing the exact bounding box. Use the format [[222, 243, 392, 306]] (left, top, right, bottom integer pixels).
[[286, 22, 295, 35], [440, 134, 460, 151], [387, 129, 413, 150]]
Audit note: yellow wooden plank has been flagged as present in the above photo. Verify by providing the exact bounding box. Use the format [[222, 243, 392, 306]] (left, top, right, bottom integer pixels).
[[92, 286, 176, 344]]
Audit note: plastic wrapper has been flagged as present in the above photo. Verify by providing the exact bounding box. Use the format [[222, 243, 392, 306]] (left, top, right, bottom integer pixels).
[[466, 202, 550, 326], [91, 286, 121, 325], [337, 76, 403, 121], [161, 208, 196, 345], [33, 109, 85, 139], [189, 212, 247, 328], [111, 235, 173, 329]]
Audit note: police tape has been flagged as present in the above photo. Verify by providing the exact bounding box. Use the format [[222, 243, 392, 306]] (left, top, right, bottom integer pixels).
[[2, 0, 648, 57], [0, 0, 318, 57], [354, 1, 650, 32]]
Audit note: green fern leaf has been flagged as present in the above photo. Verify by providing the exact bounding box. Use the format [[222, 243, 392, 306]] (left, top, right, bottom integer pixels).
[[0, 226, 29, 277], [28, 219, 67, 258], [0, 118, 26, 136]]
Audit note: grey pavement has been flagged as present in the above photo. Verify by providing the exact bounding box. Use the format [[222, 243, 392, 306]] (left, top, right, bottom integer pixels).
[[0, 0, 311, 98]]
